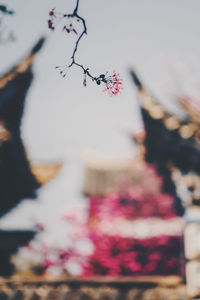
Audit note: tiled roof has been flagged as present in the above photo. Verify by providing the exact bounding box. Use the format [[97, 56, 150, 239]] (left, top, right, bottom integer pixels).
[[0, 277, 186, 300]]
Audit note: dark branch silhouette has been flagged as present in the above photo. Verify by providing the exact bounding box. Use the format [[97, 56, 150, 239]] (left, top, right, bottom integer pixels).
[[48, 0, 122, 96]]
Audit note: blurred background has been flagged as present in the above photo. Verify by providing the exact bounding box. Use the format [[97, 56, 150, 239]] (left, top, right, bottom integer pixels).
[[0, 0, 200, 298]]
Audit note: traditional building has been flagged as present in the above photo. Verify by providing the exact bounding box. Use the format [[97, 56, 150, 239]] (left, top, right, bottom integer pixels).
[[130, 69, 200, 214], [0, 37, 62, 277], [130, 69, 200, 297]]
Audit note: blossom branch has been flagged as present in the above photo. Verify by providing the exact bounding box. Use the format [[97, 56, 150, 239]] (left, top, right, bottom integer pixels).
[[48, 0, 123, 96], [68, 16, 87, 68]]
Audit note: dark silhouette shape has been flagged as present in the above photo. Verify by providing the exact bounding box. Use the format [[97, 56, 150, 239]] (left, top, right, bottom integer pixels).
[[0, 230, 36, 277], [130, 69, 200, 215], [0, 38, 44, 277], [0, 38, 45, 217]]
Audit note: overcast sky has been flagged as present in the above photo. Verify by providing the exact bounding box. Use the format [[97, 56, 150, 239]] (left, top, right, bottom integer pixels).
[[0, 0, 200, 229]]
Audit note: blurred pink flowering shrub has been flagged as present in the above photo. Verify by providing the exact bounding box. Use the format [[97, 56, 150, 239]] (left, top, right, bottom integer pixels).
[[14, 160, 182, 278], [89, 191, 177, 221], [83, 234, 183, 277]]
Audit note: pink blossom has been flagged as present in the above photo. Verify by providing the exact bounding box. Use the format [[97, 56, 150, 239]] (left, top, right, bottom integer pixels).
[[48, 8, 57, 30], [48, 8, 79, 35], [48, 8, 65, 32], [103, 71, 123, 96], [49, 7, 56, 17]]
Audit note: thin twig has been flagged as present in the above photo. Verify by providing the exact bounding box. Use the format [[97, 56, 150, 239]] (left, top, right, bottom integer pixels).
[[73, 0, 80, 14], [68, 15, 87, 67]]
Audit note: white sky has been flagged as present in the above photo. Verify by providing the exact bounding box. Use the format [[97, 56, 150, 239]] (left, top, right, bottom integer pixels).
[[0, 0, 200, 229]]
